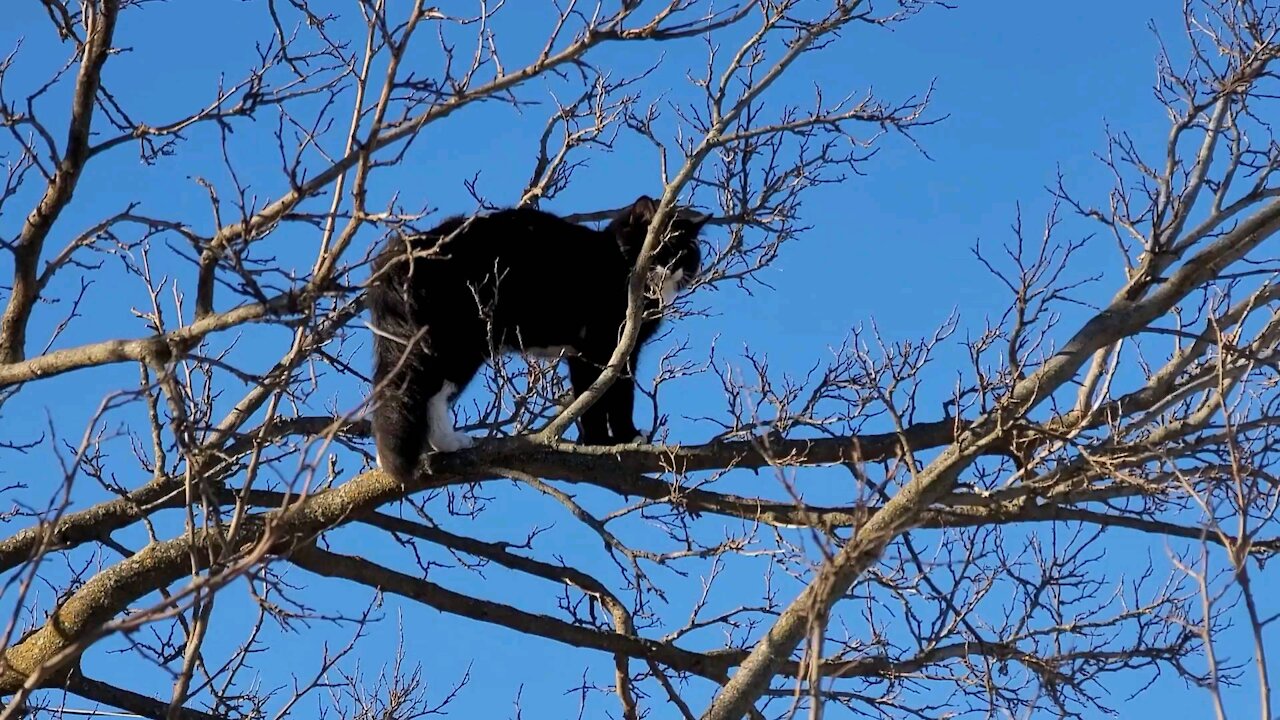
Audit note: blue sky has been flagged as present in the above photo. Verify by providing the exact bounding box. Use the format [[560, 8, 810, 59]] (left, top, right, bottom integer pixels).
[[1, 1, 1271, 718]]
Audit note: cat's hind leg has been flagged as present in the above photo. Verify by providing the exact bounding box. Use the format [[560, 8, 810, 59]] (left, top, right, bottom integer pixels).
[[424, 354, 483, 452], [425, 379, 473, 452], [372, 351, 477, 482], [372, 340, 433, 482]]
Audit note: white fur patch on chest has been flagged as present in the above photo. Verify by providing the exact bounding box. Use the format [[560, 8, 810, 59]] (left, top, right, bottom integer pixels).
[[659, 268, 686, 305]]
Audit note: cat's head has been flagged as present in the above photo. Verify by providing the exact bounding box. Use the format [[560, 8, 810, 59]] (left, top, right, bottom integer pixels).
[[608, 195, 709, 295]]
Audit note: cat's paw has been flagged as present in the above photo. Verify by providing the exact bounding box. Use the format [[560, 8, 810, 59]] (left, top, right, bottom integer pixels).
[[429, 429, 475, 453], [608, 427, 645, 445]]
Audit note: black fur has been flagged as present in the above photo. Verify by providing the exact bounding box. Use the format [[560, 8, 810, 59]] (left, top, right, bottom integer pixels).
[[368, 195, 707, 480]]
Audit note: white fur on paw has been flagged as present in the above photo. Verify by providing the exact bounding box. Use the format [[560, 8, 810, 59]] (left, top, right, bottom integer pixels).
[[429, 429, 474, 453]]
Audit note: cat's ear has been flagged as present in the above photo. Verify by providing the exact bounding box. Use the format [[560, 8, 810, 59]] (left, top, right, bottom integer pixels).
[[629, 195, 659, 225], [677, 207, 712, 229]]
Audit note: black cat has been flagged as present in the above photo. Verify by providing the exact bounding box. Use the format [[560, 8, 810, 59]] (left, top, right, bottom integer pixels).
[[368, 195, 709, 481]]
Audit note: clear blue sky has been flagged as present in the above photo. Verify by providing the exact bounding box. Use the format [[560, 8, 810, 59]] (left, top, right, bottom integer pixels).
[[1, 1, 1269, 718]]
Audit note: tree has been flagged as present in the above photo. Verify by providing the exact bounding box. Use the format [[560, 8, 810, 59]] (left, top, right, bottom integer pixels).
[[1, 0, 1278, 718]]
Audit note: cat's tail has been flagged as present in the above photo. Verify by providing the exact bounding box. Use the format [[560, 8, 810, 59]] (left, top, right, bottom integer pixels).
[[368, 251, 427, 483]]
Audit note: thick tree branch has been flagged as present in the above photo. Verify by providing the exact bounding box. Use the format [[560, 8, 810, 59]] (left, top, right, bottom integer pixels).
[[0, 422, 966, 574], [290, 545, 738, 680]]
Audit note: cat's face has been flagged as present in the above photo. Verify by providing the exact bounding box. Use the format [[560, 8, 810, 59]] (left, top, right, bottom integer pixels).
[[609, 195, 708, 293]]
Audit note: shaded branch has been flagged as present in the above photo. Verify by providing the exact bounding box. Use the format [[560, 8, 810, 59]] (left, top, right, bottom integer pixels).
[[63, 670, 223, 720]]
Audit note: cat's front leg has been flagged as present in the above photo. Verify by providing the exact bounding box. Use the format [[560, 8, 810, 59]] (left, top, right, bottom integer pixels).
[[567, 356, 613, 445], [569, 352, 644, 445], [601, 358, 644, 445]]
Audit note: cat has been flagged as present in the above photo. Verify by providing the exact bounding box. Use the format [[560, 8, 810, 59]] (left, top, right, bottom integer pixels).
[[367, 194, 709, 481]]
